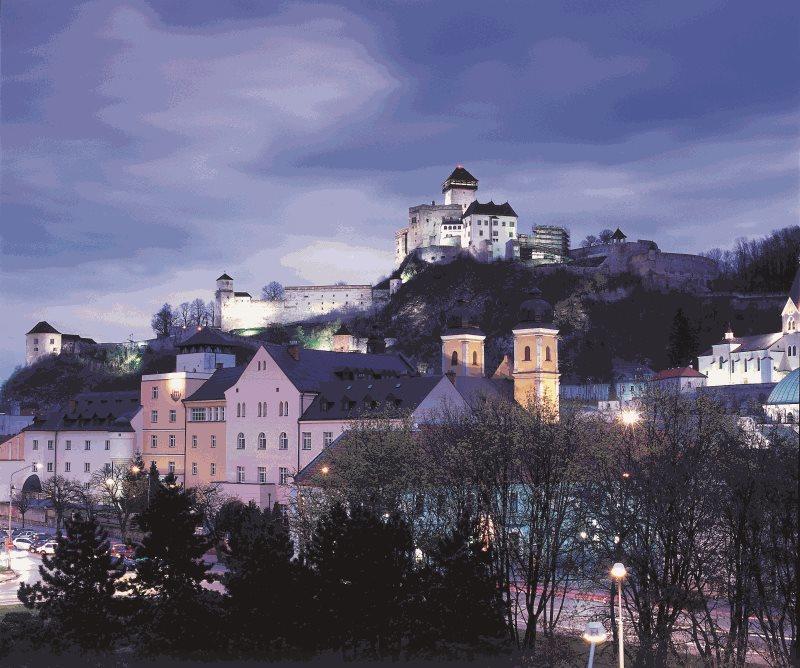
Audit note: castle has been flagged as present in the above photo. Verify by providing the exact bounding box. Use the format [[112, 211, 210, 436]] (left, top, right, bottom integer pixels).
[[214, 274, 397, 332]]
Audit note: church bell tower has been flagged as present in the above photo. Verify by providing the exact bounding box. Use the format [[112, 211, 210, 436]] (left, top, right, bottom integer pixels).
[[441, 299, 485, 377]]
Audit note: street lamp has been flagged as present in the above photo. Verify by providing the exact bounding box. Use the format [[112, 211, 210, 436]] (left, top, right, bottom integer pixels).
[[6, 463, 38, 569], [611, 562, 627, 668], [618, 409, 640, 427], [582, 621, 607, 668]]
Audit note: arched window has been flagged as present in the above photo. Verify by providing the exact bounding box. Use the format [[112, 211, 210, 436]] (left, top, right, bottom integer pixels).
[[258, 433, 266, 450], [278, 432, 288, 450], [545, 346, 551, 362], [257, 403, 262, 417], [236, 402, 241, 417], [472, 351, 478, 366], [241, 403, 246, 418], [524, 346, 531, 361], [451, 350, 458, 367], [237, 433, 245, 450]]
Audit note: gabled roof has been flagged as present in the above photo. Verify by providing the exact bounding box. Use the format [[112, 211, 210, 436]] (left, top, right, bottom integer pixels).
[[462, 201, 517, 218], [25, 391, 140, 433], [177, 327, 236, 350], [185, 365, 246, 402], [700, 331, 784, 356], [444, 166, 478, 185], [217, 273, 233, 281], [611, 228, 627, 240], [651, 367, 706, 381], [453, 376, 514, 407], [262, 343, 415, 393], [27, 321, 60, 335], [299, 376, 445, 421]]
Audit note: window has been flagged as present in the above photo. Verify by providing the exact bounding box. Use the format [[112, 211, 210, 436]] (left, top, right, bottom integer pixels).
[[262, 402, 267, 417], [211, 435, 217, 448], [279, 401, 289, 416], [257, 402, 261, 417], [191, 408, 206, 421], [278, 432, 288, 450], [472, 351, 478, 366], [85, 440, 91, 451], [151, 410, 158, 423], [719, 356, 724, 370], [151, 386, 159, 400], [241, 403, 245, 418], [47, 462, 54, 473], [279, 467, 288, 485], [237, 433, 245, 450], [524, 345, 531, 361], [169, 409, 177, 423], [451, 350, 458, 367], [65, 440, 71, 451], [302, 432, 311, 450], [168, 434, 176, 448], [219, 406, 225, 421], [105, 440, 110, 451], [210, 463, 216, 476], [33, 338, 38, 344], [191, 435, 197, 448], [64, 462, 71, 473], [191, 462, 197, 476], [50, 338, 55, 344], [236, 402, 240, 417], [545, 346, 551, 362], [258, 466, 267, 484], [168, 461, 175, 474], [237, 466, 245, 483], [32, 440, 38, 450], [150, 434, 158, 448], [48, 440, 54, 450], [84, 463, 91, 473], [757, 358, 761, 371], [258, 432, 266, 450], [744, 359, 748, 372], [323, 432, 333, 447]]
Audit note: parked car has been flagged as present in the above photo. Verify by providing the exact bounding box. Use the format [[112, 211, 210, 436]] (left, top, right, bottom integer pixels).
[[33, 541, 58, 556], [12, 536, 34, 550], [12, 530, 37, 540]]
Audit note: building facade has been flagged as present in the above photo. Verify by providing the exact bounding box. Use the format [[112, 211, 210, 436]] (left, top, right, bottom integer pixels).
[[25, 321, 97, 366]]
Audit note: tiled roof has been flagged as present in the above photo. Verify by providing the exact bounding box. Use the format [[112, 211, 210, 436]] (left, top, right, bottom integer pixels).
[[651, 367, 707, 380], [27, 321, 60, 335], [700, 331, 783, 356], [184, 365, 246, 402], [234, 291, 251, 297], [300, 376, 445, 422], [25, 391, 140, 433], [453, 376, 513, 406], [263, 343, 415, 393], [61, 334, 96, 344], [177, 327, 237, 349], [444, 166, 478, 184], [462, 201, 517, 218]]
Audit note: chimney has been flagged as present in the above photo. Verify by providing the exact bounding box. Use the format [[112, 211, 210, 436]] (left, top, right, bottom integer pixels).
[[287, 341, 301, 361]]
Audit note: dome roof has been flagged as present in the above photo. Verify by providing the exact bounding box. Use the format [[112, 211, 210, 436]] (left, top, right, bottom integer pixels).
[[516, 289, 555, 328], [766, 368, 799, 406], [444, 299, 483, 335]]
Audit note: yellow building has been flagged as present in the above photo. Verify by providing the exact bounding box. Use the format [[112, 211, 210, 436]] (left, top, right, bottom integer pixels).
[[440, 300, 486, 377]]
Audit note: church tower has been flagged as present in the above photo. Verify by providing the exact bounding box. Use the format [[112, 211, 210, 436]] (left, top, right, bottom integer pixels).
[[215, 273, 234, 329], [441, 300, 485, 377], [512, 289, 560, 416], [442, 166, 478, 211]]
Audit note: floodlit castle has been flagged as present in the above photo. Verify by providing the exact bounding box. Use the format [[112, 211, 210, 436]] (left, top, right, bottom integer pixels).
[[214, 274, 395, 332], [697, 264, 800, 385]]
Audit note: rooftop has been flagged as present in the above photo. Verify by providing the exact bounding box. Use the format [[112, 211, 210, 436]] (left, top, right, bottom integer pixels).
[[185, 365, 246, 402], [25, 391, 140, 433], [462, 200, 517, 218], [651, 367, 707, 380], [27, 321, 60, 335], [766, 368, 799, 406]]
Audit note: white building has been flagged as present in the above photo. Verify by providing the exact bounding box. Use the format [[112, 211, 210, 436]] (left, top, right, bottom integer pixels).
[[25, 321, 96, 366], [649, 367, 707, 394], [697, 265, 800, 386]]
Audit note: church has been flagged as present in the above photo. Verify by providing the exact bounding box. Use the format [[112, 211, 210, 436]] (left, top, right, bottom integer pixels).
[[697, 264, 800, 386]]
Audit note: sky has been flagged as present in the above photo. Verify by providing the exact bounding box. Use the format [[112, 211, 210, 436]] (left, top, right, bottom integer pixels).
[[1, 0, 799, 380]]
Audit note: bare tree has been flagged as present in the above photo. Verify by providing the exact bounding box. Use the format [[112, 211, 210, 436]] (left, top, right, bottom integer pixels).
[[41, 475, 79, 531], [173, 302, 192, 329], [581, 235, 598, 248], [12, 490, 32, 528], [150, 303, 175, 338], [598, 228, 615, 244], [261, 281, 285, 301], [91, 456, 147, 541], [190, 298, 209, 327]]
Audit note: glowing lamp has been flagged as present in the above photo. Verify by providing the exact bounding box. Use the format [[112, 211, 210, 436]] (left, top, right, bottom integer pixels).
[[583, 621, 607, 644], [611, 562, 627, 579], [619, 409, 640, 426]]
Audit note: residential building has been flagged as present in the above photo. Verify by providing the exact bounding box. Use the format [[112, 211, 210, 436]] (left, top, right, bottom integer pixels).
[[649, 367, 707, 394]]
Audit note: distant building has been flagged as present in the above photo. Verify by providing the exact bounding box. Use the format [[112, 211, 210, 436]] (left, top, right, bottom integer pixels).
[[763, 368, 799, 424], [649, 367, 707, 394], [25, 321, 96, 366], [697, 264, 800, 386]]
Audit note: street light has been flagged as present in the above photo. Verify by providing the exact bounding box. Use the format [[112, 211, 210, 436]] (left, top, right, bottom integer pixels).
[[611, 562, 627, 668], [582, 621, 607, 668], [618, 409, 640, 426], [6, 463, 38, 569]]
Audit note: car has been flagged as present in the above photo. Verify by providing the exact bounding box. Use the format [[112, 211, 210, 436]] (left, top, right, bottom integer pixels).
[[12, 537, 34, 550], [12, 530, 37, 540], [33, 541, 58, 556]]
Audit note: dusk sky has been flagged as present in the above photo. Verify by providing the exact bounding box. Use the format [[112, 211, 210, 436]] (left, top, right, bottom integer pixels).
[[2, 0, 798, 380]]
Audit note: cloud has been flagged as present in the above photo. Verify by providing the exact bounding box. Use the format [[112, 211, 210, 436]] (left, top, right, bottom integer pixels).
[[280, 241, 394, 285]]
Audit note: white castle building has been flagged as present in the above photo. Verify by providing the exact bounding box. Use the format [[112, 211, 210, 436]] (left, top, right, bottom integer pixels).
[[697, 264, 800, 386], [214, 274, 394, 332]]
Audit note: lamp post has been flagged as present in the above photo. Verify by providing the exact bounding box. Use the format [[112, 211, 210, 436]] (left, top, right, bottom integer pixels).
[[583, 621, 607, 668], [6, 463, 38, 569], [611, 562, 627, 668]]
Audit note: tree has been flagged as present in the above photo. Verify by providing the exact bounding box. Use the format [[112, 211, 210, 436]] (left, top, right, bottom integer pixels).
[[261, 281, 285, 301], [41, 475, 78, 532], [173, 302, 192, 329], [17, 513, 121, 651], [126, 475, 218, 655], [598, 228, 615, 244], [11, 491, 32, 528], [91, 456, 147, 540], [190, 298, 210, 327], [222, 503, 309, 656], [666, 307, 698, 367], [581, 235, 598, 247], [150, 303, 175, 338]]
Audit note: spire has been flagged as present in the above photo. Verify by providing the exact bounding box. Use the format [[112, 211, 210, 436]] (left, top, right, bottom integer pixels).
[[789, 260, 800, 310]]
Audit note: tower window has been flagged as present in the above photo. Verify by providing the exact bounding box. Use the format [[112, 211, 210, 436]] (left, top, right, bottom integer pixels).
[[451, 351, 458, 367], [545, 346, 551, 362], [524, 346, 531, 362], [472, 351, 478, 366]]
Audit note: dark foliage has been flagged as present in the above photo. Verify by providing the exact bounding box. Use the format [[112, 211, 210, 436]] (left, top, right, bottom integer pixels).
[[666, 307, 698, 367], [17, 513, 121, 651]]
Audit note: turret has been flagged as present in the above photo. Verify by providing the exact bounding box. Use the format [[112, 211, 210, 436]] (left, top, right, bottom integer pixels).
[[440, 299, 485, 377], [442, 166, 478, 210], [215, 273, 234, 328]]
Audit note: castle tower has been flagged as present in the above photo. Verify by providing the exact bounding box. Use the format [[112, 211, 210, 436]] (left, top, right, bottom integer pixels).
[[215, 273, 234, 329], [332, 323, 355, 352], [442, 166, 478, 211], [512, 289, 560, 416], [441, 300, 485, 377]]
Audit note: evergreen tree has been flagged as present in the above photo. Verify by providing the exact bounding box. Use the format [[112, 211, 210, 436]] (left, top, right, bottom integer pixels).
[[667, 307, 698, 367], [127, 475, 219, 656], [222, 502, 309, 657], [17, 513, 121, 651], [307, 503, 414, 659]]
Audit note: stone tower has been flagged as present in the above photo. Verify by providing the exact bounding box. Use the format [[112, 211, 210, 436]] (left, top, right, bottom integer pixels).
[[441, 300, 485, 377], [215, 273, 234, 328], [512, 289, 560, 416], [442, 166, 478, 211]]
